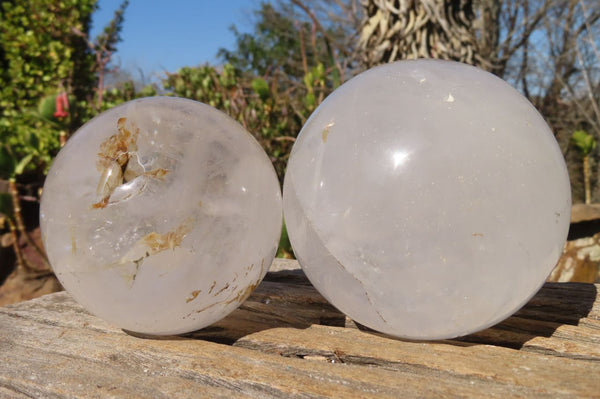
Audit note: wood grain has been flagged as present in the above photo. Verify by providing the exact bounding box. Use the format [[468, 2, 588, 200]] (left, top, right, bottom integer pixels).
[[1, 259, 599, 398]]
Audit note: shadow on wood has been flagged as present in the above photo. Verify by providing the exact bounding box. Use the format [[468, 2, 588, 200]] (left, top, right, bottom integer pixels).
[[130, 265, 599, 363], [454, 283, 598, 357], [127, 269, 346, 345]]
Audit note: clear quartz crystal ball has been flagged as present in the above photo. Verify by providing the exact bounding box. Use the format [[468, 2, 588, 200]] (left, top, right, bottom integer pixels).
[[41, 97, 282, 335], [283, 60, 571, 340]]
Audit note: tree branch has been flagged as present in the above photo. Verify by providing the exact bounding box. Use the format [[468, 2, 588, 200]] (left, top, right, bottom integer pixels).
[[289, 0, 343, 80]]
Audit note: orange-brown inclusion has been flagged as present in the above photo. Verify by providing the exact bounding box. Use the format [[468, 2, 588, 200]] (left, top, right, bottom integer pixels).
[[92, 118, 139, 208], [186, 290, 201, 303], [141, 218, 194, 254]]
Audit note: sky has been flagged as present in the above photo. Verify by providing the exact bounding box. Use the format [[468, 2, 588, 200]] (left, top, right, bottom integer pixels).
[[90, 0, 257, 81]]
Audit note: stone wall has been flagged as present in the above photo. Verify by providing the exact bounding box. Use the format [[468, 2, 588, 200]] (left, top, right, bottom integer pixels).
[[549, 204, 600, 283]]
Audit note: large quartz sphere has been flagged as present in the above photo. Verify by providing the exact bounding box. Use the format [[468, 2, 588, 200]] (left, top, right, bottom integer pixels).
[[283, 60, 571, 340], [41, 97, 282, 335]]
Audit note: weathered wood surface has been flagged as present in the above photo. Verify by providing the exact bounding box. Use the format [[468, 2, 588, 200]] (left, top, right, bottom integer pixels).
[[1, 259, 599, 398]]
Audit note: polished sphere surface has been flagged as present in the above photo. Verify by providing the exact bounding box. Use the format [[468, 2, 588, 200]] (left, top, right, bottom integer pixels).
[[283, 60, 571, 340], [41, 97, 282, 335]]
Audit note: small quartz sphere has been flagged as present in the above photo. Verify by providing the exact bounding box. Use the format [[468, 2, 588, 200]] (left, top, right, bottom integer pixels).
[[283, 60, 571, 340], [41, 97, 282, 335]]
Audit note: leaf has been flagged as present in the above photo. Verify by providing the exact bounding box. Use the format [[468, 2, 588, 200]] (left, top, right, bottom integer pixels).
[[0, 146, 16, 179], [14, 154, 33, 176], [276, 220, 293, 258], [303, 72, 314, 91], [314, 62, 325, 80], [571, 130, 596, 156], [202, 75, 212, 90], [251, 78, 270, 101], [28, 131, 40, 149], [305, 92, 316, 108], [38, 93, 58, 122], [331, 67, 341, 89]]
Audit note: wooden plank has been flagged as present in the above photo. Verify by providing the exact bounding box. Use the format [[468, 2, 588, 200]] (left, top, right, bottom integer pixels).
[[570, 203, 600, 223], [1, 259, 599, 398], [0, 293, 519, 399], [515, 282, 599, 322], [235, 324, 600, 397], [457, 316, 600, 360]]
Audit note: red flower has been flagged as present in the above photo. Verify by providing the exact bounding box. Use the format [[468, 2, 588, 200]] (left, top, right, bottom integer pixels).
[[54, 92, 69, 118]]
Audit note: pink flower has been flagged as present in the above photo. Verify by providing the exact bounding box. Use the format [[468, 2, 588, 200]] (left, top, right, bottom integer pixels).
[[54, 92, 69, 118]]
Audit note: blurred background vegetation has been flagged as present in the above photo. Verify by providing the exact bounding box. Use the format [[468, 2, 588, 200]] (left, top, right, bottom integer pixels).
[[0, 0, 599, 276]]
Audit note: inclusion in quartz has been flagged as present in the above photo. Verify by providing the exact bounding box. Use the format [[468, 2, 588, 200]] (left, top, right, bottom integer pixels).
[[41, 97, 282, 335], [283, 60, 571, 340]]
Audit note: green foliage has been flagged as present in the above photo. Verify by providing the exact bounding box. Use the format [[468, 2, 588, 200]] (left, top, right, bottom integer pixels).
[[0, 0, 97, 177], [571, 130, 596, 157], [201, 2, 346, 183], [95, 0, 128, 57], [0, 145, 15, 179], [85, 0, 129, 112], [251, 78, 270, 102], [38, 94, 60, 122], [277, 221, 293, 259], [0, 112, 63, 176], [0, 0, 96, 115], [163, 59, 341, 187], [166, 65, 236, 109], [0, 0, 141, 180], [219, 3, 307, 77], [164, 63, 300, 181], [0, 144, 33, 179], [219, 2, 342, 94], [98, 81, 158, 112], [303, 62, 327, 111]]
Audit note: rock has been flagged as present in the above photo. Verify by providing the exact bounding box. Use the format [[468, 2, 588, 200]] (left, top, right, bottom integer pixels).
[[0, 226, 61, 306], [0, 269, 62, 307], [550, 234, 600, 283]]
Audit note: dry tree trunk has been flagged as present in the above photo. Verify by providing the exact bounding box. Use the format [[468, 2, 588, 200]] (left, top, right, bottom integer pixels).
[[583, 155, 592, 204], [358, 0, 478, 68], [8, 179, 51, 273]]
